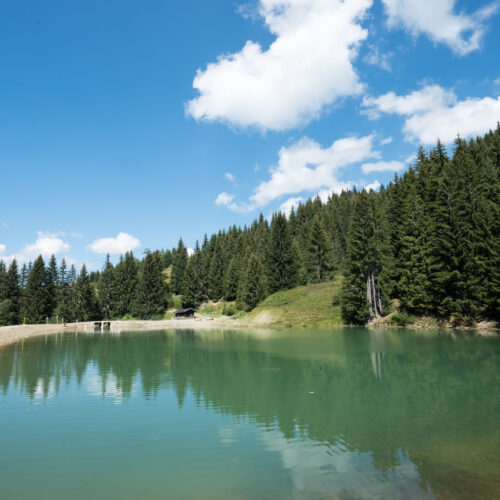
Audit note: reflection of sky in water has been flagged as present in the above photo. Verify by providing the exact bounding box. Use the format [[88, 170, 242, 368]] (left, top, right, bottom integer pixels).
[[261, 428, 435, 499], [85, 363, 139, 404]]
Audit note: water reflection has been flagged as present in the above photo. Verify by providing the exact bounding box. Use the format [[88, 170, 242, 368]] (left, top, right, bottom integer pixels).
[[1, 328, 499, 499]]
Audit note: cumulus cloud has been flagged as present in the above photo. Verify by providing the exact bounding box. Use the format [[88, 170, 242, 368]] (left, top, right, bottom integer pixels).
[[225, 172, 236, 182], [361, 160, 404, 173], [221, 135, 380, 212], [382, 0, 498, 55], [279, 197, 304, 216], [186, 0, 372, 131], [88, 232, 140, 255], [251, 135, 379, 207], [0, 232, 71, 265], [215, 192, 236, 206], [363, 85, 500, 144], [380, 136, 393, 145]]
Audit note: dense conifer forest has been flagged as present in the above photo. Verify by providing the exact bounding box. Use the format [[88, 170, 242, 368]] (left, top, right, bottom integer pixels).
[[1, 129, 499, 326]]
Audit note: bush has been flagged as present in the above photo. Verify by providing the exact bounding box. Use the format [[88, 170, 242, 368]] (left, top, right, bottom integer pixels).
[[222, 303, 236, 316], [390, 311, 414, 327]]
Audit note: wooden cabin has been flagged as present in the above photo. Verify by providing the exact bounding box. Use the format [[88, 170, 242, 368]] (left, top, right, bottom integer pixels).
[[174, 308, 195, 319]]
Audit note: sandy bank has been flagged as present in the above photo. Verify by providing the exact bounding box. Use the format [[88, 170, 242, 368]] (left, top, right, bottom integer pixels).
[[0, 318, 240, 349]]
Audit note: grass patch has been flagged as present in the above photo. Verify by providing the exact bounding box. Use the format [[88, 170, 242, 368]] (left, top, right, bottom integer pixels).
[[242, 278, 343, 328]]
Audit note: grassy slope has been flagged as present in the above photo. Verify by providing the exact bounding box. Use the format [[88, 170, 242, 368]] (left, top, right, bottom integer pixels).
[[240, 278, 343, 328]]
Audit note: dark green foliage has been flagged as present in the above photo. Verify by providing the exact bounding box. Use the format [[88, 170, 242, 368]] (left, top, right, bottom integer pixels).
[[341, 191, 394, 325], [135, 252, 168, 318], [0, 300, 16, 326], [266, 212, 299, 293], [390, 311, 414, 327], [239, 254, 267, 311], [171, 239, 188, 295], [2, 129, 499, 326], [98, 255, 115, 319], [46, 255, 58, 318], [208, 240, 225, 300], [114, 252, 138, 317], [25, 256, 49, 323], [75, 265, 99, 321], [6, 260, 20, 323], [307, 216, 335, 282]]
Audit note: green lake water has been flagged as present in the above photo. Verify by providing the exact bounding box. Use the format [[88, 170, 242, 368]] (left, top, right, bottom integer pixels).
[[0, 328, 499, 499]]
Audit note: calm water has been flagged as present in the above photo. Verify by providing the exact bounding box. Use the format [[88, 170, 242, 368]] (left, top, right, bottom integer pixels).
[[0, 328, 499, 500]]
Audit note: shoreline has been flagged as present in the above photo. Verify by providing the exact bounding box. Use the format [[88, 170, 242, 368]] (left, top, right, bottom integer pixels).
[[1, 316, 498, 349], [0, 318, 239, 349]]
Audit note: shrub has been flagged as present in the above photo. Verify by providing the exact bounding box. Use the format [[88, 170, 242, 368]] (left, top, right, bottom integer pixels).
[[390, 311, 414, 327]]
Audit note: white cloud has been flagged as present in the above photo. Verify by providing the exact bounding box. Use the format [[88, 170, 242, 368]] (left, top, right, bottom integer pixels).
[[364, 180, 381, 191], [0, 232, 71, 265], [222, 135, 380, 212], [363, 85, 500, 144], [279, 197, 304, 216], [23, 232, 70, 257], [250, 135, 379, 207], [361, 160, 404, 173], [382, 0, 498, 55], [225, 172, 236, 182], [186, 0, 372, 131], [380, 136, 393, 145], [363, 44, 392, 70], [215, 192, 235, 206], [88, 232, 140, 255], [494, 77, 500, 86], [187, 248, 195, 257]]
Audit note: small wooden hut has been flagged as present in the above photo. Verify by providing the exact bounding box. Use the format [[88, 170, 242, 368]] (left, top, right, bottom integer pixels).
[[174, 308, 195, 319]]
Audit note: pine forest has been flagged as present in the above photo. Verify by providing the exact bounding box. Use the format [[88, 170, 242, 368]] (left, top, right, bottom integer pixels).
[[1, 129, 499, 327]]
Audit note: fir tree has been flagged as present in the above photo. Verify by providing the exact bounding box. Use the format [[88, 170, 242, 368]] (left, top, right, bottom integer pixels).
[[25, 255, 48, 323], [171, 239, 188, 295], [239, 254, 267, 311], [6, 260, 20, 322], [98, 255, 115, 319], [135, 252, 168, 318], [75, 265, 99, 321], [307, 215, 335, 283], [46, 254, 59, 318], [266, 212, 299, 293]]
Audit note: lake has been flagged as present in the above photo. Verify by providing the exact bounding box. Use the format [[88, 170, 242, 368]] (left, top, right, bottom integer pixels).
[[0, 328, 499, 499]]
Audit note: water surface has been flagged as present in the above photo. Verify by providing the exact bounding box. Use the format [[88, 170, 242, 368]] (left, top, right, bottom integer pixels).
[[1, 328, 499, 499]]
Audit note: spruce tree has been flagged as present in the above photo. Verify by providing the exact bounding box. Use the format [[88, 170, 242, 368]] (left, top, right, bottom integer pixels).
[[341, 191, 394, 324], [171, 239, 188, 295], [307, 215, 335, 282], [75, 264, 99, 321], [239, 254, 267, 311], [6, 260, 20, 323], [98, 255, 115, 319], [46, 254, 58, 319], [25, 255, 48, 323], [266, 212, 299, 293], [135, 252, 168, 318]]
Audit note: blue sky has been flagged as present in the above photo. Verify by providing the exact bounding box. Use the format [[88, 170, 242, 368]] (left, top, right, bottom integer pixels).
[[1, 0, 499, 269]]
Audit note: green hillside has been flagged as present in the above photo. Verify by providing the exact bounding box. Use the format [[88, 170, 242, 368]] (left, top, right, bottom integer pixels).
[[239, 278, 343, 328]]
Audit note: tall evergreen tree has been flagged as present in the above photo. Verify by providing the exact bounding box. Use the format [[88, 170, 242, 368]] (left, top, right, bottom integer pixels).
[[25, 256, 48, 323], [171, 239, 188, 295], [46, 254, 59, 318], [266, 212, 299, 293], [239, 254, 267, 311], [98, 255, 115, 319], [135, 252, 168, 318], [307, 215, 335, 283], [75, 264, 99, 321]]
